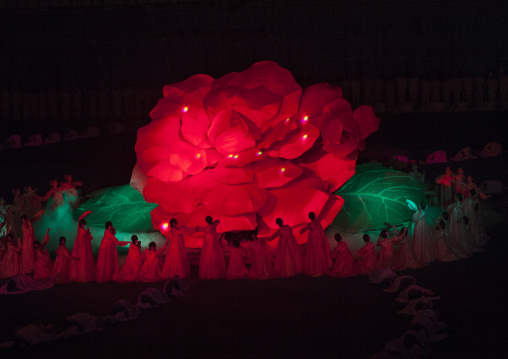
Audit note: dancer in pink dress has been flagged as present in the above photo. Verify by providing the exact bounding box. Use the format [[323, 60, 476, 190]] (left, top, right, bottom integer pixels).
[[264, 218, 303, 278], [354, 234, 378, 274], [70, 211, 95, 282], [50, 237, 79, 285], [247, 234, 275, 280], [60, 174, 83, 208], [116, 235, 142, 282], [33, 229, 53, 280], [393, 227, 420, 270], [224, 239, 248, 280], [96, 222, 130, 283], [330, 233, 355, 277], [161, 219, 192, 280], [138, 241, 168, 282], [19, 215, 36, 274], [435, 167, 455, 207], [0, 233, 20, 278], [196, 216, 226, 280], [412, 202, 435, 264], [300, 212, 331, 277], [43, 180, 64, 211], [376, 229, 395, 269]]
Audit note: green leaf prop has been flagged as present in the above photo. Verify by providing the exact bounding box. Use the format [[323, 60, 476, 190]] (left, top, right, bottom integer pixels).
[[332, 163, 427, 232], [73, 185, 157, 233]]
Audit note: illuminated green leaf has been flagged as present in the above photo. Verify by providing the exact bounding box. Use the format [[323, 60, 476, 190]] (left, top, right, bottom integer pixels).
[[73, 185, 157, 233], [332, 163, 426, 232]]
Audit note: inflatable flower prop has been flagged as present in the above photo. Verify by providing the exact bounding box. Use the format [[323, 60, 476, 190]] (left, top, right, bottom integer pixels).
[[132, 61, 379, 247]]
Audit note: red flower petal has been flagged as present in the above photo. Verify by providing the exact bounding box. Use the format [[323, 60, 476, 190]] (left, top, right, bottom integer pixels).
[[248, 158, 303, 188], [143, 177, 199, 214], [354, 105, 380, 140]]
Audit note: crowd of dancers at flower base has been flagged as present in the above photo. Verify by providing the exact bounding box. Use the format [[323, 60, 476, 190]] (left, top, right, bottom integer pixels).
[[0, 164, 489, 284], [0, 189, 487, 287]]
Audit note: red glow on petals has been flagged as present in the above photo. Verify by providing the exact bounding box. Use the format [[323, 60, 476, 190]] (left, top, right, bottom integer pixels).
[[135, 61, 380, 245]]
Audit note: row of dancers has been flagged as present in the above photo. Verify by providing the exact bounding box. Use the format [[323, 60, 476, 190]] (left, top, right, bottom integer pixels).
[[362, 190, 486, 275], [0, 188, 487, 284]]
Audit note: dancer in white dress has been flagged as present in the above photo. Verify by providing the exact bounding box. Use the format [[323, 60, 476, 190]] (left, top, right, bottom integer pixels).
[[447, 193, 470, 257], [411, 202, 435, 264]]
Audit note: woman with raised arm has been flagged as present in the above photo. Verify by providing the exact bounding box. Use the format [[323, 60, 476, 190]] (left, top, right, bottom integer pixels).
[[96, 221, 130, 283], [161, 219, 192, 279], [264, 218, 303, 278], [300, 212, 331, 277], [435, 167, 455, 207], [70, 211, 95, 282], [43, 179, 64, 211], [116, 235, 142, 283], [138, 240, 168, 282], [60, 174, 83, 208], [196, 216, 226, 280]]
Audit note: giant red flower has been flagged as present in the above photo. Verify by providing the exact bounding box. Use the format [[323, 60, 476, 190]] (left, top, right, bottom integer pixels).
[[132, 61, 379, 246]]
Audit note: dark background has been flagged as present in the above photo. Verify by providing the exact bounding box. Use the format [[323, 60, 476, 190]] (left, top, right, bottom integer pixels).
[[1, 0, 507, 200], [1, 0, 508, 132]]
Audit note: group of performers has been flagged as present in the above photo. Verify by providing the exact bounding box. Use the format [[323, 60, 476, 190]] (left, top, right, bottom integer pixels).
[[0, 165, 488, 285], [0, 175, 82, 239], [0, 188, 487, 286], [435, 166, 489, 207]]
